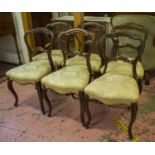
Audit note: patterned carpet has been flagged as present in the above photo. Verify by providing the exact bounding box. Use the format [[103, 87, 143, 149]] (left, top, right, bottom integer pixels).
[[0, 76, 155, 141]]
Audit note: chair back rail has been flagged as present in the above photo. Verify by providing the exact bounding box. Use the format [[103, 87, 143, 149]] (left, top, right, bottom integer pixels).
[[98, 31, 146, 80], [79, 22, 106, 65], [46, 22, 72, 48], [57, 28, 95, 74], [24, 27, 54, 70]]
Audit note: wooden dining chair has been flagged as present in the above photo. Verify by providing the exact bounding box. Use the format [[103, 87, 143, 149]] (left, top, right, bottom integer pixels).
[[32, 22, 72, 69], [83, 31, 146, 140], [64, 22, 106, 78], [100, 23, 148, 81], [41, 28, 95, 124], [112, 15, 155, 85], [6, 28, 55, 115]]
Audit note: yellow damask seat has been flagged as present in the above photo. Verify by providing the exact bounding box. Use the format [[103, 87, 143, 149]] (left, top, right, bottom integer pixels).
[[66, 53, 101, 73], [100, 59, 144, 79], [42, 65, 89, 94], [6, 60, 51, 84], [32, 49, 63, 67], [85, 73, 139, 106]]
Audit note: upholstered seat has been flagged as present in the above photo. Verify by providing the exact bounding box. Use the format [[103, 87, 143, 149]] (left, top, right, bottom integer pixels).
[[32, 49, 63, 66], [6, 60, 51, 84], [85, 73, 139, 106], [100, 59, 144, 79], [41, 65, 90, 94], [66, 53, 101, 72]]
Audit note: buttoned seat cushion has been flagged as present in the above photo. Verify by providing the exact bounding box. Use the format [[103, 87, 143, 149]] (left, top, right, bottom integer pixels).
[[66, 53, 102, 73], [41, 65, 90, 94], [100, 60, 144, 79], [32, 49, 63, 66], [85, 73, 139, 106], [6, 60, 51, 84]]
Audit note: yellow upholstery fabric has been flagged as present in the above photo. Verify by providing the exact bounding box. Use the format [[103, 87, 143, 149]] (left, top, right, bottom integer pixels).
[[85, 73, 139, 106], [100, 60, 144, 79], [32, 49, 63, 66], [6, 60, 51, 84], [41, 65, 90, 94], [66, 53, 101, 72]]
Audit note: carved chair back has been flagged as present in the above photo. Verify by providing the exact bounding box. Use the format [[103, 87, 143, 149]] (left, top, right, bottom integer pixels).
[[98, 31, 146, 80], [57, 28, 95, 74], [46, 22, 72, 49], [24, 27, 54, 70], [112, 23, 148, 60]]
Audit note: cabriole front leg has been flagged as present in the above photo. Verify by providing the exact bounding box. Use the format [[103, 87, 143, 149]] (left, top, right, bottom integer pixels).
[[128, 103, 138, 141], [7, 79, 18, 107], [42, 87, 52, 117]]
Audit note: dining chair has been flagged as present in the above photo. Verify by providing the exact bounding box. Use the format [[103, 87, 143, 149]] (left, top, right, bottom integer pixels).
[[83, 31, 146, 140], [32, 22, 72, 69], [65, 22, 106, 78], [100, 23, 148, 81], [41, 28, 95, 124], [112, 14, 155, 85], [6, 28, 55, 115]]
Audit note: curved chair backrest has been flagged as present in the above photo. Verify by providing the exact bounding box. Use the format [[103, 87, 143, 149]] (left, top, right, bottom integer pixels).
[[57, 28, 95, 73], [112, 15, 155, 70], [79, 22, 106, 59], [112, 23, 148, 60], [24, 27, 54, 70], [46, 22, 72, 48], [98, 31, 146, 80], [80, 22, 106, 42]]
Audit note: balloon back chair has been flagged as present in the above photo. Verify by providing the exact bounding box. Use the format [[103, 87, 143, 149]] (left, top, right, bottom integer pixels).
[[41, 28, 95, 125], [6, 28, 55, 115], [32, 22, 72, 69], [79, 22, 106, 77], [63, 22, 105, 78], [112, 15, 155, 84], [84, 31, 146, 140]]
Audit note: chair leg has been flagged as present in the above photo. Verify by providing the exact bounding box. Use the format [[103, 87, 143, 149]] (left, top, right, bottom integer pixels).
[[7, 80, 18, 107], [144, 72, 150, 85], [84, 95, 91, 128], [35, 82, 45, 115], [128, 103, 138, 141], [42, 87, 52, 117], [138, 79, 142, 94], [79, 92, 91, 128], [79, 92, 85, 127]]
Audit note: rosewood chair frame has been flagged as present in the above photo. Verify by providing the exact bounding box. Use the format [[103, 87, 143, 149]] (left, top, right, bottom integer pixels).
[[83, 31, 146, 141], [7, 28, 54, 115], [42, 28, 95, 124], [79, 22, 106, 77], [112, 23, 148, 85]]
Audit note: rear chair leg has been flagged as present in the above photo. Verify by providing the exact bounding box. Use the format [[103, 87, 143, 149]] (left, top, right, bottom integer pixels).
[[84, 94, 91, 128], [42, 87, 52, 117], [79, 92, 91, 128], [7, 80, 18, 107], [35, 82, 45, 115], [79, 92, 85, 127], [128, 103, 138, 141]]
